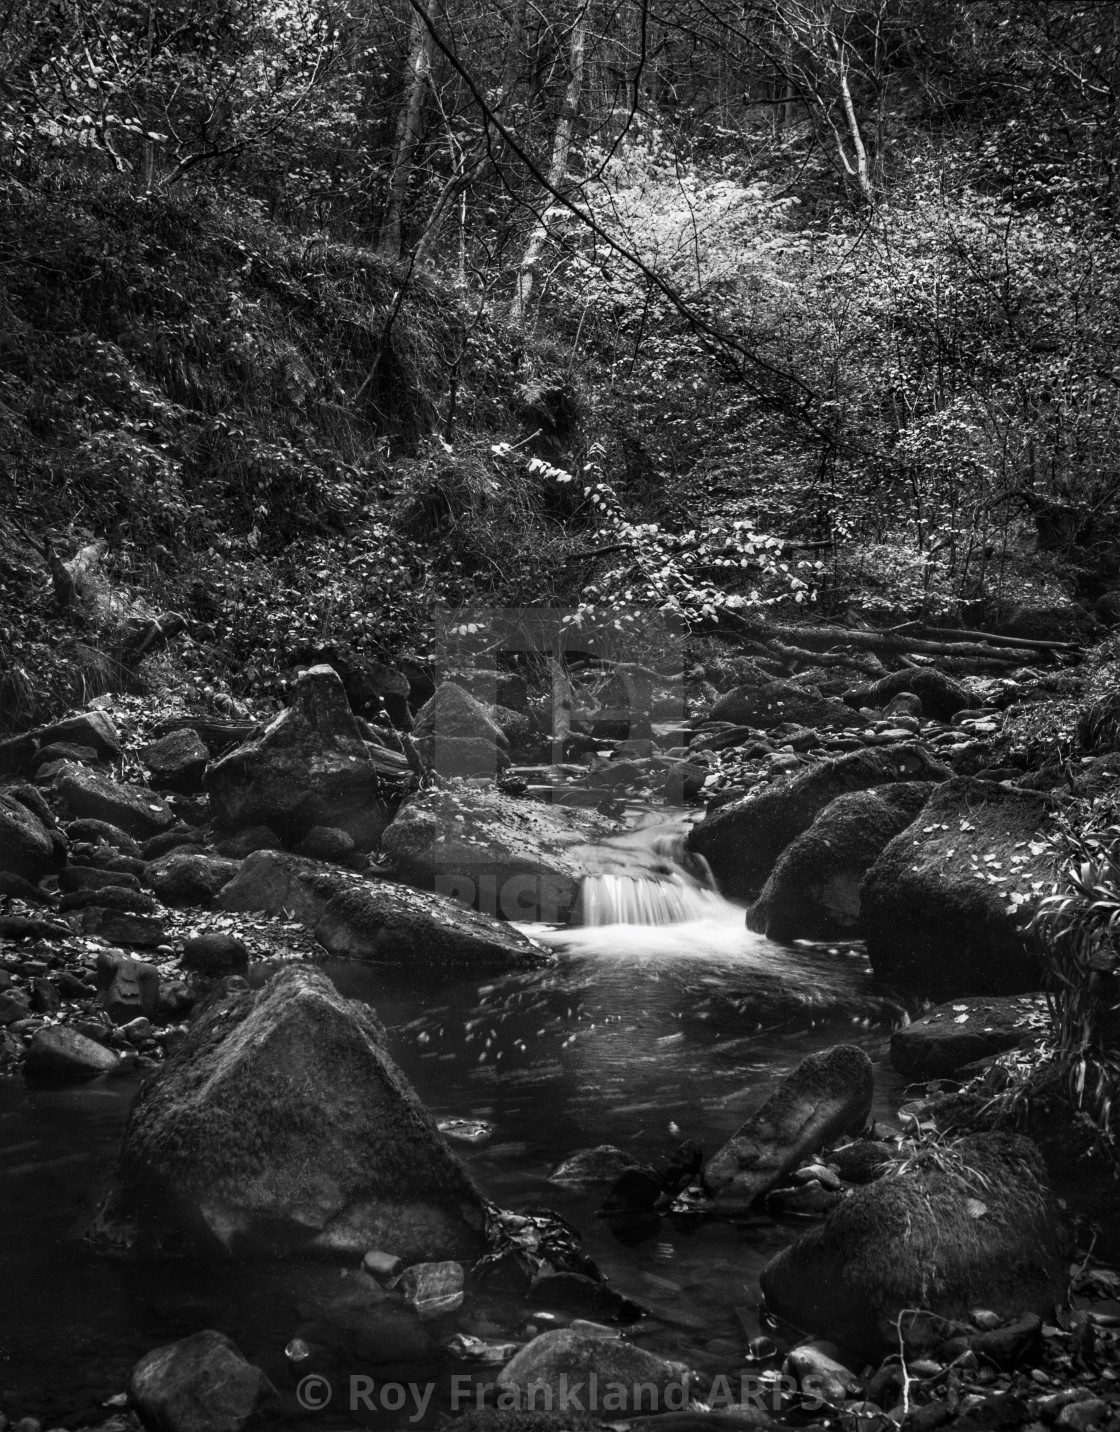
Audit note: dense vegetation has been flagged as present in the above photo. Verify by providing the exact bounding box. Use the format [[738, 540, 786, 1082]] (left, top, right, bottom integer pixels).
[[3, 0, 1119, 725]]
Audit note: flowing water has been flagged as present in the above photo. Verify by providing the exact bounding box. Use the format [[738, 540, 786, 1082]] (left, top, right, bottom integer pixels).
[[0, 816, 909, 1427]]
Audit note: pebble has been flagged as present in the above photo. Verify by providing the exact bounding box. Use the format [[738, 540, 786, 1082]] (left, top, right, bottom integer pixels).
[[1055, 1401, 1110, 1432], [363, 1249, 403, 1282]]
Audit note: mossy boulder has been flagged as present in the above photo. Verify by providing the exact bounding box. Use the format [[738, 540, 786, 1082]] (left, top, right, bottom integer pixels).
[[843, 669, 978, 722], [687, 745, 951, 901], [90, 965, 487, 1260], [861, 778, 1054, 997], [382, 781, 616, 922], [759, 1133, 1065, 1358], [747, 782, 934, 941], [206, 664, 401, 850]]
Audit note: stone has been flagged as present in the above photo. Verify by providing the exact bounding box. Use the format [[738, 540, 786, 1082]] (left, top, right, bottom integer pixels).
[[783, 1341, 861, 1402], [97, 951, 162, 1022], [81, 908, 167, 948], [550, 1146, 643, 1185], [1054, 1400, 1110, 1432], [747, 782, 934, 941], [423, 734, 512, 777], [862, 779, 1052, 997], [66, 819, 142, 855], [313, 879, 547, 971], [705, 1045, 874, 1209], [29, 976, 61, 1013], [844, 669, 978, 723], [141, 827, 205, 861], [340, 657, 413, 728], [396, 1259, 465, 1317], [205, 665, 399, 850], [51, 762, 173, 838], [139, 729, 209, 793], [938, 1311, 1043, 1369], [759, 1133, 1065, 1358], [291, 1267, 433, 1365], [497, 1325, 692, 1414], [710, 679, 870, 732], [35, 741, 100, 767], [0, 991, 32, 1025], [382, 782, 616, 922], [23, 1026, 120, 1082], [70, 893, 153, 929], [414, 681, 509, 749], [146, 852, 241, 907], [38, 709, 121, 762], [90, 965, 488, 1259], [129, 1329, 277, 1432], [295, 825, 356, 862], [363, 1249, 403, 1282], [215, 825, 283, 859], [217, 848, 351, 923], [181, 933, 250, 977], [0, 786, 64, 881], [60, 863, 141, 892], [885, 692, 924, 720], [688, 745, 951, 901], [890, 996, 1040, 1078], [121, 1016, 155, 1043]]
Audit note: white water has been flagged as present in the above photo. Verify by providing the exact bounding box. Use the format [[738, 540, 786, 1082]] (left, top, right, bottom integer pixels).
[[573, 868, 731, 926]]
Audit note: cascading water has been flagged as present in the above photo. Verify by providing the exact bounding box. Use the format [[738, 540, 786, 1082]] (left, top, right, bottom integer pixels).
[[572, 831, 727, 926], [532, 817, 902, 1026]]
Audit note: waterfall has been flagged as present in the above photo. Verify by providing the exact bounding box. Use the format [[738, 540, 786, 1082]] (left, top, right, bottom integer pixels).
[[574, 869, 727, 926], [569, 825, 734, 927]]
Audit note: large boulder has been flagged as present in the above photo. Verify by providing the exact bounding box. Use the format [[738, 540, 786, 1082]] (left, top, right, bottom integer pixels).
[[412, 681, 510, 777], [843, 669, 978, 723], [205, 665, 403, 851], [890, 995, 1043, 1079], [129, 1330, 277, 1432], [704, 1045, 873, 1208], [382, 782, 617, 922], [219, 849, 545, 969], [687, 745, 951, 901], [710, 679, 868, 732], [747, 782, 934, 941], [90, 965, 488, 1259], [759, 1133, 1065, 1358], [218, 848, 353, 924], [314, 880, 547, 970], [51, 762, 173, 838], [0, 784, 65, 880], [861, 778, 1053, 997]]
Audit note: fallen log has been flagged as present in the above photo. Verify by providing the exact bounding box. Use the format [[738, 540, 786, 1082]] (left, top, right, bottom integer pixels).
[[721, 613, 1064, 664], [900, 623, 1082, 654]]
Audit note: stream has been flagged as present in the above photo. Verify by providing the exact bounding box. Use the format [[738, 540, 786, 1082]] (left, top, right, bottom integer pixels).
[[0, 815, 912, 1428]]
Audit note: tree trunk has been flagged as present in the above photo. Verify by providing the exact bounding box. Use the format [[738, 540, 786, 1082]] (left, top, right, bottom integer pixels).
[[379, 0, 444, 259], [509, 0, 589, 326], [410, 0, 526, 270]]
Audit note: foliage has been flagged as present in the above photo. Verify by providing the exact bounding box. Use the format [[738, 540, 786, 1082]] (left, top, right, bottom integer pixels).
[[1031, 807, 1120, 1167], [525, 446, 818, 630]]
